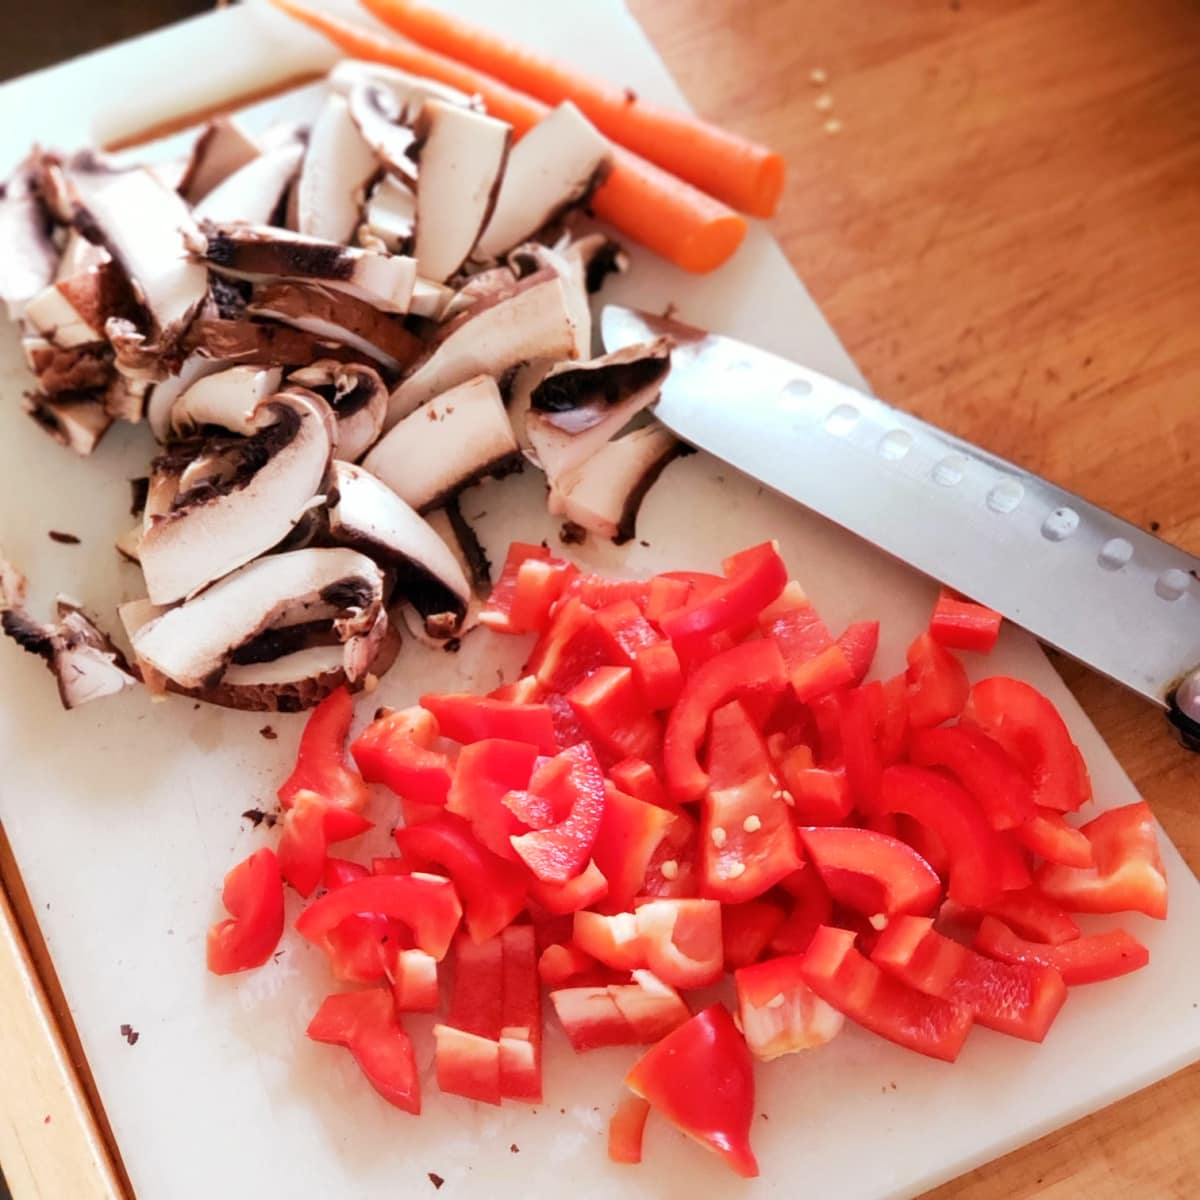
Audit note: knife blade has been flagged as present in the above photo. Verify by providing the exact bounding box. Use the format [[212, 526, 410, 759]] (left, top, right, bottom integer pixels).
[[602, 304, 1200, 731]]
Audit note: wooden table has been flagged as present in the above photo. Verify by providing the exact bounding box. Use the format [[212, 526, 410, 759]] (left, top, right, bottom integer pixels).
[[3, 1, 1200, 1196]]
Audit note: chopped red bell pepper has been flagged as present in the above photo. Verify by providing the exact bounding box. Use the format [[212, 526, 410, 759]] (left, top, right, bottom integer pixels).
[[609, 1096, 651, 1165], [608, 755, 669, 809], [499, 924, 542, 1102], [307, 989, 419, 1113], [1017, 806, 1095, 868], [447, 932, 503, 1040], [277, 788, 374, 898], [798, 826, 942, 917], [610, 971, 693, 1041], [526, 859, 610, 914], [776, 744, 853, 824], [760, 582, 854, 702], [872, 674, 910, 764], [593, 783, 675, 912], [432, 1024, 501, 1106], [642, 808, 700, 898], [419, 692, 559, 755], [625, 1004, 759, 1178], [771, 865, 833, 955], [801, 924, 973, 1062], [907, 725, 1035, 831], [324, 911, 403, 984], [872, 915, 1067, 1042], [322, 856, 369, 890], [277, 686, 368, 813], [878, 765, 1006, 909], [206, 848, 285, 975], [566, 666, 663, 764], [480, 542, 575, 635], [351, 707, 454, 808], [446, 738, 539, 861], [525, 596, 608, 692], [595, 599, 684, 710], [490, 673, 545, 703], [663, 638, 788, 804], [904, 632, 969, 729], [561, 572, 652, 610], [929, 588, 1003, 654], [836, 685, 883, 812], [1035, 801, 1167, 919], [974, 916, 1149, 985], [551, 972, 691, 1052], [721, 898, 788, 970], [537, 942, 615, 988], [836, 620, 880, 686], [700, 700, 801, 903], [735, 953, 845, 1060], [941, 887, 1081, 946], [392, 948, 440, 1012], [295, 873, 462, 961], [643, 573, 695, 626], [393, 814, 528, 943], [963, 677, 1087, 812]]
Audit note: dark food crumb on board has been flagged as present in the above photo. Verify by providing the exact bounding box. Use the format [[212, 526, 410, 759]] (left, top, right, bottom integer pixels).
[[241, 808, 278, 829], [639, 540, 650, 548], [48, 530, 81, 544], [119, 1023, 139, 1046], [623, 86, 638, 104], [259, 725, 278, 740], [1150, 521, 1161, 532], [559, 520, 587, 545], [43, 1114, 51, 1124], [509, 1143, 519, 1153], [428, 1173, 445, 1190], [129, 476, 149, 515]]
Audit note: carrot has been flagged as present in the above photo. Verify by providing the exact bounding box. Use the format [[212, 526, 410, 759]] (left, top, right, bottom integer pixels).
[[270, 0, 746, 273], [360, 0, 785, 219]]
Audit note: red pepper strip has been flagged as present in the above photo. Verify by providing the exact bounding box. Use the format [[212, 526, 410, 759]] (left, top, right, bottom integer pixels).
[[625, 1005, 759, 1179], [836, 620, 880, 686], [771, 865, 833, 955], [511, 742, 608, 884], [663, 638, 788, 804], [206, 849, 285, 975], [722, 899, 787, 970], [1035, 801, 1168, 919], [995, 832, 1034, 891], [550, 974, 690, 1052], [642, 808, 700, 899], [499, 924, 542, 1102], [393, 814, 528, 943], [392, 949, 439, 1012], [929, 588, 1003, 654], [773, 616, 854, 701], [941, 888, 1081, 945], [526, 859, 610, 914], [419, 692, 559, 755], [566, 666, 663, 764], [836, 685, 883, 812], [874, 674, 911, 764], [660, 541, 787, 650], [448, 932, 503, 1040], [963, 676, 1087, 812], [490, 673, 545, 703], [510, 556, 580, 634], [277, 789, 374, 898], [1016, 807, 1095, 868], [974, 916, 1149, 985], [735, 953, 845, 1060], [307, 989, 419, 1114], [561, 573, 652, 610], [295, 873, 462, 961], [538, 942, 615, 988], [776, 744, 853, 824], [593, 783, 675, 913], [801, 925, 973, 1062], [595, 599, 684, 710], [432, 1024, 501, 1105], [371, 856, 407, 875], [446, 738, 540, 862], [878, 765, 1006, 909], [277, 686, 368, 812], [324, 912, 403, 984], [609, 1096, 651, 1165], [322, 857, 369, 889], [351, 708, 454, 808], [873, 915, 1067, 1042], [904, 632, 970, 729], [526, 596, 608, 693], [700, 700, 801, 903], [610, 972, 693, 1040], [479, 541, 554, 634], [907, 725, 1035, 831], [608, 755, 669, 809], [644, 573, 693, 626], [798, 826, 942, 917]]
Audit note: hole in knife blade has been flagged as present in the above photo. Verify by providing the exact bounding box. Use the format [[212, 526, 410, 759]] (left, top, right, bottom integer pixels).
[[1156, 568, 1190, 602], [986, 478, 1024, 514], [878, 429, 912, 461], [824, 402, 858, 434], [1098, 537, 1133, 570], [1041, 507, 1079, 542], [932, 454, 967, 487]]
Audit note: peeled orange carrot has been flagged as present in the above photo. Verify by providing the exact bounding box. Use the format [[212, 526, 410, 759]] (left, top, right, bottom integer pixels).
[[361, 0, 784, 219], [271, 0, 746, 273]]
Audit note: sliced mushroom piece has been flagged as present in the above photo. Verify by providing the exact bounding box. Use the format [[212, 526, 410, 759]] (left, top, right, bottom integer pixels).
[[193, 141, 305, 226], [474, 102, 612, 261], [168, 365, 285, 436], [139, 389, 336, 604], [68, 166, 208, 338], [365, 374, 520, 513], [525, 339, 672, 484], [0, 155, 58, 320], [103, 372, 151, 424], [359, 175, 416, 255], [407, 277, 455, 321], [387, 269, 578, 424], [296, 94, 378, 244], [130, 546, 385, 691], [0, 562, 137, 709], [563, 232, 629, 294], [506, 240, 591, 358], [549, 424, 690, 543], [55, 230, 110, 281], [411, 100, 511, 283], [344, 80, 417, 184], [23, 261, 134, 348], [103, 317, 165, 383], [286, 361, 386, 462], [247, 281, 423, 375], [329, 59, 477, 116], [23, 339, 113, 396], [177, 117, 261, 205], [441, 264, 519, 322], [23, 392, 113, 455], [145, 352, 234, 442], [328, 461, 470, 632], [114, 524, 143, 563], [195, 222, 416, 314], [427, 500, 492, 597]]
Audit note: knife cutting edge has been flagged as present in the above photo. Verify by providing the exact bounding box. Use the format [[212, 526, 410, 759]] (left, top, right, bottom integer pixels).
[[601, 304, 1200, 749]]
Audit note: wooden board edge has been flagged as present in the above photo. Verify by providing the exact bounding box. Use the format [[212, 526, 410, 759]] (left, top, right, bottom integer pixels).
[[0, 821, 131, 1200]]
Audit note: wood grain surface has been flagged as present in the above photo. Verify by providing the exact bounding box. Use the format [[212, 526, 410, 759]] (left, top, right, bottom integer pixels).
[[2, 1, 1199, 1197], [627, 0, 1200, 1195]]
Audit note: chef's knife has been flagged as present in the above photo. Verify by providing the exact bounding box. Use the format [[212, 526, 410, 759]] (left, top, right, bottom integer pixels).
[[601, 304, 1200, 745]]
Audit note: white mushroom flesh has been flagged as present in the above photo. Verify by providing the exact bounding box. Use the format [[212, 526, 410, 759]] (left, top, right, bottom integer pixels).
[[0, 156, 58, 320], [193, 141, 304, 226], [360, 175, 416, 254], [287, 361, 386, 462], [23, 262, 129, 348], [168, 365, 285, 436], [178, 117, 261, 205], [296, 95, 379, 244], [22, 393, 112, 456]]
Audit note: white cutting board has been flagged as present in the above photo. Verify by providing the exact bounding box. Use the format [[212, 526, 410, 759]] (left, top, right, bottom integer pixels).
[[1, 4, 1198, 1199]]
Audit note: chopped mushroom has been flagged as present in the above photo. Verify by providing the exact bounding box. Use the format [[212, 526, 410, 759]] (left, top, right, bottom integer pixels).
[[344, 80, 418, 185], [295, 94, 379, 244], [194, 222, 416, 314], [145, 352, 240, 442], [23, 392, 113, 456], [103, 373, 151, 424], [364, 374, 520, 513], [506, 241, 590, 358], [0, 154, 58, 320], [562, 233, 629, 294], [327, 461, 470, 632], [286, 360, 386, 462], [177, 117, 261, 205], [55, 230, 111, 282], [193, 141, 304, 226], [525, 339, 671, 484], [139, 388, 335, 604], [411, 100, 511, 284], [23, 339, 113, 396], [0, 559, 137, 709], [474, 102, 612, 261], [23, 261, 134, 348], [130, 546, 385, 693], [359, 175, 416, 255], [167, 364, 285, 436], [329, 58, 477, 118], [387, 269, 579, 423]]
